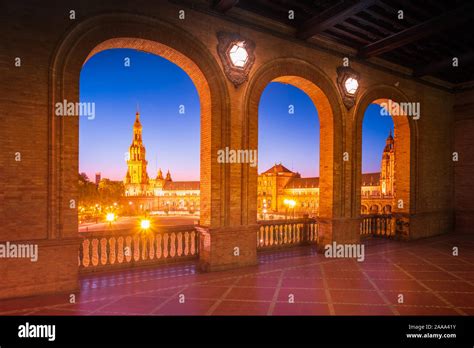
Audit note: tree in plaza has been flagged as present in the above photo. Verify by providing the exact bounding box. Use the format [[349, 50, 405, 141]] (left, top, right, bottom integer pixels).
[[97, 179, 124, 205], [78, 172, 99, 206]]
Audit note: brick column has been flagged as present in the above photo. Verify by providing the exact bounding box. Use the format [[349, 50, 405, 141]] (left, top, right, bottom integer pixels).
[[197, 225, 258, 271]]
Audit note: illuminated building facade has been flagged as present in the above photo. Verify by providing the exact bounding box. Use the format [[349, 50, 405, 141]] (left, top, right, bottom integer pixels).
[[123, 112, 199, 212], [257, 132, 395, 218]]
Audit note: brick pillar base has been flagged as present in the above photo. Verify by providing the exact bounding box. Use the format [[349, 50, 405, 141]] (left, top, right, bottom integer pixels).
[[406, 212, 452, 240], [196, 225, 258, 272], [317, 217, 361, 252], [0, 238, 80, 300]]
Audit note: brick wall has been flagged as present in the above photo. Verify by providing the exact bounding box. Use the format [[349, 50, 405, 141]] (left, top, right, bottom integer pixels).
[[0, 0, 460, 298], [454, 90, 474, 233]]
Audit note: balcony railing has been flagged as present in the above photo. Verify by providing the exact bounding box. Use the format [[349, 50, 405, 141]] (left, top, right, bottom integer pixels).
[[78, 217, 321, 272], [79, 225, 199, 272], [257, 217, 318, 250], [360, 214, 394, 237]]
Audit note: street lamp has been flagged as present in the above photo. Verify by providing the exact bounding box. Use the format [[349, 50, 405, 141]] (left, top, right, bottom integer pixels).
[[284, 199, 295, 219], [106, 212, 115, 222], [140, 218, 151, 231], [283, 199, 296, 219], [106, 212, 116, 227], [228, 42, 249, 68], [216, 31, 256, 87], [336, 66, 360, 109], [344, 77, 359, 95]]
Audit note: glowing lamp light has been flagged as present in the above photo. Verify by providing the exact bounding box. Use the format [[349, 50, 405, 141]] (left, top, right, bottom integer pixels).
[[106, 213, 115, 222], [140, 219, 151, 230], [229, 42, 249, 68], [344, 77, 359, 95]]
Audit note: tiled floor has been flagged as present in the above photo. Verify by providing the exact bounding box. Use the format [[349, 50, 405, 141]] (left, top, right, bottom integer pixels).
[[1, 234, 473, 316]]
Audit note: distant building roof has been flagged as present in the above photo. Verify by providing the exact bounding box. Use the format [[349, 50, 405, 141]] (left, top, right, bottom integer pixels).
[[362, 172, 380, 186], [285, 177, 319, 189], [279, 173, 380, 188], [163, 181, 200, 191], [262, 163, 295, 175]]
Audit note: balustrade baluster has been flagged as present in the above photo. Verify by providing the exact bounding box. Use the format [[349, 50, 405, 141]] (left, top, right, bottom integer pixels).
[[195, 231, 199, 254], [103, 238, 109, 265], [142, 236, 148, 261], [97, 239, 103, 266], [79, 240, 84, 267], [155, 234, 161, 259]]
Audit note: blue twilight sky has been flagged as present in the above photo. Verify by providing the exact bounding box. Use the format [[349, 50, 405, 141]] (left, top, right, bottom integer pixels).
[[79, 48, 393, 181]]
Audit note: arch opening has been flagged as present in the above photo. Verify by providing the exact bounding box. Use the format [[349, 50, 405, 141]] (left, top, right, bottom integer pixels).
[[257, 81, 320, 220], [244, 59, 344, 228], [50, 15, 230, 243], [354, 86, 417, 239], [78, 47, 201, 233]]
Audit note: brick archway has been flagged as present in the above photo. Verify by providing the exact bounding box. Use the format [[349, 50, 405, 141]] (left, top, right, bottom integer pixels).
[[49, 13, 230, 246], [244, 58, 344, 246], [353, 85, 418, 237]]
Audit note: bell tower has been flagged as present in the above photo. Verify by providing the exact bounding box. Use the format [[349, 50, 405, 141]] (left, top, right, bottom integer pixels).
[[124, 111, 149, 195], [380, 130, 395, 196]]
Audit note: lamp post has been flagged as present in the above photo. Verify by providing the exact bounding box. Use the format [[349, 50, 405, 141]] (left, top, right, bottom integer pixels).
[[283, 199, 296, 220], [289, 199, 296, 219], [106, 212, 115, 227]]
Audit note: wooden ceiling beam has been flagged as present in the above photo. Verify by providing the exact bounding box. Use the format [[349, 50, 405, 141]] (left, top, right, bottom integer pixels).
[[359, 3, 474, 58], [297, 0, 377, 40], [212, 0, 239, 13], [413, 51, 474, 78]]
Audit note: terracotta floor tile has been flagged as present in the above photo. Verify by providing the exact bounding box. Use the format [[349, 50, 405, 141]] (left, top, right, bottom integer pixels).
[[280, 277, 324, 289], [333, 304, 393, 315], [438, 264, 473, 272], [326, 278, 375, 290], [394, 306, 459, 316], [182, 285, 229, 299], [273, 302, 330, 315], [458, 307, 474, 315], [363, 270, 411, 280], [96, 295, 169, 315], [277, 288, 327, 303], [330, 289, 385, 305], [236, 276, 280, 287], [382, 291, 446, 307], [421, 280, 474, 292], [435, 292, 474, 307], [372, 279, 426, 292], [225, 287, 275, 301], [324, 270, 366, 279], [152, 299, 216, 315], [211, 300, 270, 315], [27, 308, 94, 316], [408, 271, 457, 281], [452, 271, 474, 281]]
